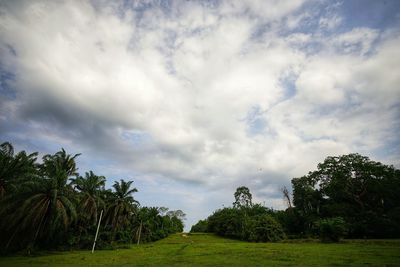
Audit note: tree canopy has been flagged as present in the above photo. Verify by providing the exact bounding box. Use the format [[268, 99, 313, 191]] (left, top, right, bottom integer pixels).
[[192, 153, 400, 242], [0, 142, 185, 253]]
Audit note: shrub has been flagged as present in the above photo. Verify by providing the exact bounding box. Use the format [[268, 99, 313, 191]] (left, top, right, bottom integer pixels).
[[248, 214, 286, 242], [318, 217, 347, 242]]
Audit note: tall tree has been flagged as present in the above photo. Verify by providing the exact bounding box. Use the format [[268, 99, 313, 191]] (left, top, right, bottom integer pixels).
[[105, 179, 139, 236], [41, 148, 80, 178], [233, 186, 253, 209], [2, 149, 79, 248], [71, 171, 106, 224], [291, 153, 400, 237], [0, 142, 38, 198]]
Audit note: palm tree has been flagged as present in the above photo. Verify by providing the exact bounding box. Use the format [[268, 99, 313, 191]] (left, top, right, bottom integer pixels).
[[2, 149, 79, 248], [0, 142, 38, 199], [105, 179, 139, 238], [71, 171, 106, 224], [41, 148, 80, 178], [136, 207, 163, 242]]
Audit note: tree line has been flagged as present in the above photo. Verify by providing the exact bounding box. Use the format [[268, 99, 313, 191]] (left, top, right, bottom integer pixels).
[[0, 142, 185, 253], [191, 154, 400, 242]]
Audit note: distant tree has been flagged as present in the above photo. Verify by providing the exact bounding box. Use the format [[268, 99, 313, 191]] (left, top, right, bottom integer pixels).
[[281, 186, 292, 208], [105, 179, 139, 238], [166, 210, 185, 232], [167, 210, 186, 221], [190, 219, 208, 233], [233, 186, 253, 209], [158, 207, 169, 216]]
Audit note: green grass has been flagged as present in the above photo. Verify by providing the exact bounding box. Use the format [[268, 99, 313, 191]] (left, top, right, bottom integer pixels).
[[1, 233, 400, 266]]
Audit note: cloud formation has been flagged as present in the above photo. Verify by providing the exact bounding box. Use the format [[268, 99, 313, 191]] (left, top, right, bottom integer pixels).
[[1, 0, 399, 229]]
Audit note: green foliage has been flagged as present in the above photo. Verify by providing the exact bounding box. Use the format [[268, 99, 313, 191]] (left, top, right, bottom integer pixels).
[[291, 153, 400, 238], [205, 188, 285, 242], [0, 142, 38, 199], [233, 186, 253, 208], [70, 171, 106, 225], [190, 219, 209, 233], [1, 148, 78, 251], [246, 214, 286, 242], [1, 142, 399, 254], [206, 206, 285, 242], [317, 217, 347, 242], [0, 142, 185, 253]]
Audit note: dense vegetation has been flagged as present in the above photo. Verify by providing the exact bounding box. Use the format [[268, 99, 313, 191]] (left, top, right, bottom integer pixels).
[[1, 138, 399, 256], [204, 188, 286, 242], [0, 142, 185, 254], [192, 154, 400, 242]]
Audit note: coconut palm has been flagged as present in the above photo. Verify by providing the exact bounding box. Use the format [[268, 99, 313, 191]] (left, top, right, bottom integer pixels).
[[41, 148, 80, 178], [0, 142, 38, 198], [105, 179, 139, 236], [2, 149, 78, 248], [71, 171, 106, 224]]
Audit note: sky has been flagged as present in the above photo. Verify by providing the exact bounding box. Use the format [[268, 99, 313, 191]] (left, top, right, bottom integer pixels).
[[0, 0, 399, 231]]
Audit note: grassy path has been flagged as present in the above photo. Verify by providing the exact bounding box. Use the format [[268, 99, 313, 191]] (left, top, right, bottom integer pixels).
[[1, 233, 400, 266]]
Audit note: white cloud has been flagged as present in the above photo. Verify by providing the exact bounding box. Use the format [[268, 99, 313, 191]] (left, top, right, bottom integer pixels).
[[0, 0, 399, 229], [331, 27, 379, 55]]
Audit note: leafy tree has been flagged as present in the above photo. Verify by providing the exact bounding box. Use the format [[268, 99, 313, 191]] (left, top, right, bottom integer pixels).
[[233, 186, 253, 209], [291, 153, 400, 238]]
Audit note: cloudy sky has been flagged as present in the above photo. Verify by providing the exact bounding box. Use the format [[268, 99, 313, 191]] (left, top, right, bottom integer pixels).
[[1, 0, 399, 230]]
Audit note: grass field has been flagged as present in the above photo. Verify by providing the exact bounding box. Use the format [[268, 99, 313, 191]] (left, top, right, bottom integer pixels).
[[1, 233, 399, 266]]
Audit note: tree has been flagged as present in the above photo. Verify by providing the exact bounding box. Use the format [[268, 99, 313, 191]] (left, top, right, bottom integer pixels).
[[190, 219, 208, 233], [0, 142, 182, 252], [0, 142, 38, 199], [71, 171, 106, 224], [166, 210, 186, 232], [281, 186, 292, 208], [233, 186, 253, 209], [291, 153, 400, 238], [105, 179, 139, 238], [41, 148, 80, 177], [1, 149, 79, 249]]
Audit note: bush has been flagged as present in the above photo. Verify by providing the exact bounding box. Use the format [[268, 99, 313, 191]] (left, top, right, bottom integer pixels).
[[318, 217, 347, 242], [206, 207, 286, 242], [246, 214, 286, 242]]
